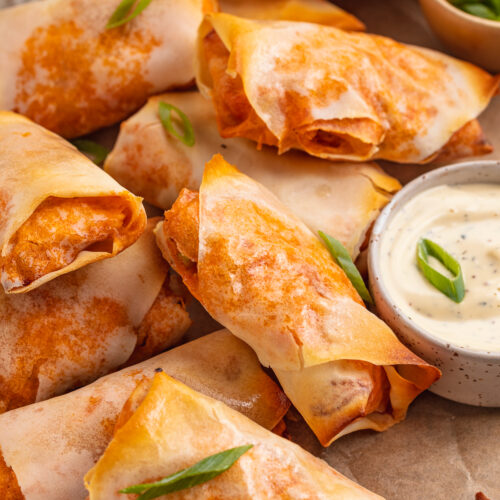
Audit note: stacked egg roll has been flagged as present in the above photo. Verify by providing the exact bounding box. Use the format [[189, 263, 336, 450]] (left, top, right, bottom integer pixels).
[[85, 372, 382, 499], [0, 330, 289, 500], [105, 92, 400, 258], [0, 112, 146, 293], [197, 13, 499, 163], [157, 155, 440, 445], [0, 0, 216, 138], [0, 218, 192, 414]]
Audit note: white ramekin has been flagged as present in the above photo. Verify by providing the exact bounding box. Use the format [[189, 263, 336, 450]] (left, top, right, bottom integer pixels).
[[368, 160, 500, 406]]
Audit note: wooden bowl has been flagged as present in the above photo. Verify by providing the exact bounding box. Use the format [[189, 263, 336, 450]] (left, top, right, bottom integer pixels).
[[420, 0, 500, 73]]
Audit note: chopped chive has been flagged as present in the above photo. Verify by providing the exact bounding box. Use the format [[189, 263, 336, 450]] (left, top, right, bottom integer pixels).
[[71, 139, 109, 166], [158, 101, 195, 147], [120, 445, 252, 499], [106, 0, 154, 29], [319, 231, 373, 304], [416, 238, 465, 303]]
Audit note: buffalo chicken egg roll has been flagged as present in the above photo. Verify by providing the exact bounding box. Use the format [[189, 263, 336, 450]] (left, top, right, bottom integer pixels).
[[85, 372, 382, 499], [0, 219, 190, 414], [197, 13, 499, 164], [0, 330, 289, 500], [157, 155, 440, 446], [105, 92, 400, 259], [0, 112, 146, 293], [0, 0, 217, 138], [219, 0, 365, 30]]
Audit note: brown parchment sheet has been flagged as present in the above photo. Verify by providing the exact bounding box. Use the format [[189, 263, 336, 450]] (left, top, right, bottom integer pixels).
[[1, 0, 499, 498]]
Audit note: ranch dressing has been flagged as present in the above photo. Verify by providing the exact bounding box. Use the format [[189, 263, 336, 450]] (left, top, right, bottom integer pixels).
[[380, 183, 500, 353]]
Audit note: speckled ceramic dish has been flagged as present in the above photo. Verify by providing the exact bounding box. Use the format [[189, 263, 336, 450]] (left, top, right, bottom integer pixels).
[[420, 0, 500, 73], [368, 160, 500, 406]]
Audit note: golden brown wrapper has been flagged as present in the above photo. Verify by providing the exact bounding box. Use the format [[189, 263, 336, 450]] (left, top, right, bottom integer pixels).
[[197, 13, 499, 164], [220, 0, 365, 30], [0, 112, 146, 293], [0, 219, 190, 414], [0, 330, 289, 500], [0, 0, 217, 138], [157, 155, 440, 445], [105, 92, 400, 259], [85, 372, 383, 499]]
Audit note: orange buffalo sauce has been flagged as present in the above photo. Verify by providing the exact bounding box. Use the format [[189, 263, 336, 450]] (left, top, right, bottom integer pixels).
[[2, 196, 136, 289]]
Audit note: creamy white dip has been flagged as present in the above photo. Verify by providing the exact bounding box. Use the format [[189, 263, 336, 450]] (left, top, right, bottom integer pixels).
[[380, 183, 500, 353]]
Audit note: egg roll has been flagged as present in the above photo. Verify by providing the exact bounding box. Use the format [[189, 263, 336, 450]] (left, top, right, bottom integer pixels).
[[0, 218, 191, 414], [85, 372, 382, 499], [197, 13, 499, 164], [220, 0, 365, 30], [0, 0, 216, 138], [0, 112, 146, 293], [157, 155, 440, 445], [0, 330, 289, 500], [105, 92, 400, 258]]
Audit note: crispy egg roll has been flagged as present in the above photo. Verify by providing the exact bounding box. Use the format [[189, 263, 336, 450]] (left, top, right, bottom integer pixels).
[[0, 330, 289, 500], [85, 372, 382, 499], [197, 13, 499, 164], [0, 219, 191, 414], [0, 112, 146, 293], [0, 0, 216, 138], [157, 155, 440, 446], [105, 92, 400, 258], [220, 0, 365, 30]]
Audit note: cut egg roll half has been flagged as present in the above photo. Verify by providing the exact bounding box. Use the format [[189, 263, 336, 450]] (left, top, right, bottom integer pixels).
[[0, 0, 217, 138], [105, 92, 400, 259], [0, 112, 146, 293], [0, 330, 289, 500], [85, 372, 382, 499], [197, 13, 499, 164], [0, 219, 190, 414], [157, 155, 440, 446]]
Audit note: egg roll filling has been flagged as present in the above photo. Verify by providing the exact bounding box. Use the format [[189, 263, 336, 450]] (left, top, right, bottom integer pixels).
[[161, 189, 395, 436], [127, 283, 191, 366], [2, 196, 142, 289]]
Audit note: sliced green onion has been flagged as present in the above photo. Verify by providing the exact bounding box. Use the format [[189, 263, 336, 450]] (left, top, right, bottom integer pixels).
[[158, 101, 195, 147], [120, 445, 252, 499], [71, 139, 109, 166], [448, 0, 500, 19], [416, 238, 465, 303], [319, 231, 373, 304], [106, 0, 154, 29], [462, 3, 497, 19]]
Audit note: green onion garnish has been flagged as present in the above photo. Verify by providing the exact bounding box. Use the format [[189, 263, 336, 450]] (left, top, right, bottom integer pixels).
[[106, 0, 154, 29], [449, 0, 500, 20], [416, 238, 465, 303], [319, 231, 373, 304], [158, 101, 195, 147], [120, 445, 252, 499], [71, 139, 109, 166]]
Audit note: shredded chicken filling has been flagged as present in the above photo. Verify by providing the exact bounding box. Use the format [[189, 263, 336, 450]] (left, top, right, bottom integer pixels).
[[2, 196, 135, 288]]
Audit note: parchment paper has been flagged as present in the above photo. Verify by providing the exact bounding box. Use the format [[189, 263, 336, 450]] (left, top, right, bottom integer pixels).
[[1, 0, 499, 498]]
